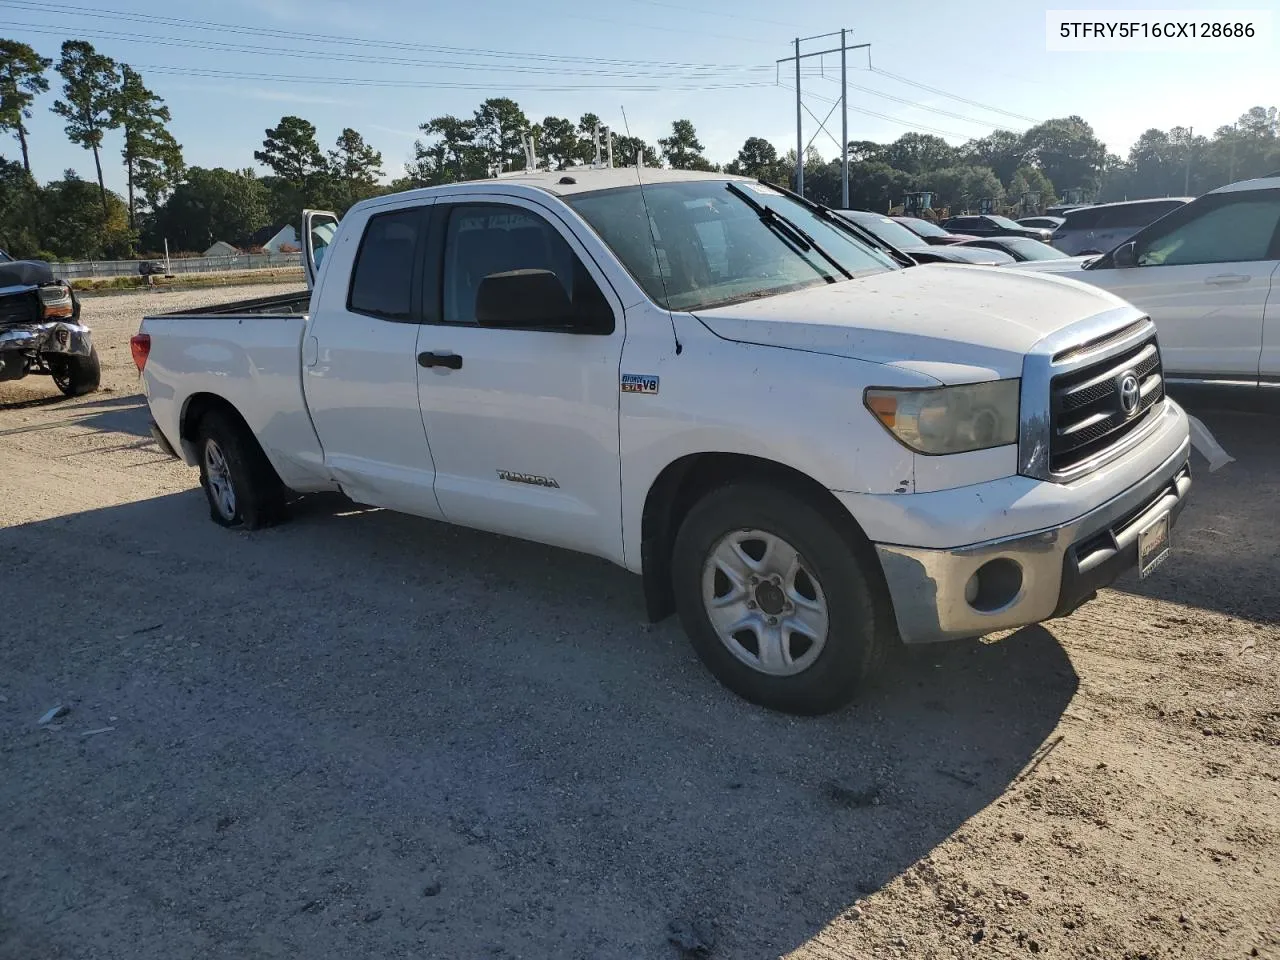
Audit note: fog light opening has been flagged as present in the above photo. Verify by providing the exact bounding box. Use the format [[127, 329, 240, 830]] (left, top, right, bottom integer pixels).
[[965, 558, 1023, 613]]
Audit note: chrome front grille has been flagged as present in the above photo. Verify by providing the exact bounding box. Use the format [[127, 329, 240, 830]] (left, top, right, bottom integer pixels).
[[1050, 336, 1164, 473], [1019, 307, 1166, 483]]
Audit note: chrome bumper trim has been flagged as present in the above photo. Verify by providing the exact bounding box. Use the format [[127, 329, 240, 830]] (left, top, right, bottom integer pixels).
[[876, 436, 1192, 644], [0, 321, 93, 357]]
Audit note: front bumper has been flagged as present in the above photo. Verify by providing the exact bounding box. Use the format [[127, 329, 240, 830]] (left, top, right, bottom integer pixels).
[[875, 436, 1192, 644], [0, 320, 94, 357]]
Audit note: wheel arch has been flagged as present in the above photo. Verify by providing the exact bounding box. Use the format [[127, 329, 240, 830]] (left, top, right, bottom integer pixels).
[[179, 392, 280, 485], [639, 452, 886, 623]]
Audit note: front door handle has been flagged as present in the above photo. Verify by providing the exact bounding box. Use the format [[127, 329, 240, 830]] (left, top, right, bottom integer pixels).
[[418, 351, 463, 370], [1205, 273, 1250, 285]]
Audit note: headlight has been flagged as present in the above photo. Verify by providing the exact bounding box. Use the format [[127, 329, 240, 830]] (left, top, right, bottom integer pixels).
[[38, 283, 74, 319], [865, 379, 1020, 455]]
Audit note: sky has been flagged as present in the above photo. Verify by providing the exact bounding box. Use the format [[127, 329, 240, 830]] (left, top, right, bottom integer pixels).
[[3, 0, 1278, 195]]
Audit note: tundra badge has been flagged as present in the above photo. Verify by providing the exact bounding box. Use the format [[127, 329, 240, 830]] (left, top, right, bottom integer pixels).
[[621, 373, 659, 395], [497, 470, 560, 489]]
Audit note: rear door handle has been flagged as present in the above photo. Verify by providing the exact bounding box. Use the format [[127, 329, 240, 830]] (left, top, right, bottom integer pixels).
[[418, 351, 463, 370], [1205, 273, 1250, 285]]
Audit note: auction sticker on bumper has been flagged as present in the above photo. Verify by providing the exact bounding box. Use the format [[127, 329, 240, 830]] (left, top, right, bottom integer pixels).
[[1138, 512, 1171, 578]]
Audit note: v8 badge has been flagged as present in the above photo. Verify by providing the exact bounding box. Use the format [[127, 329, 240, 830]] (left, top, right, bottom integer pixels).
[[620, 373, 659, 395]]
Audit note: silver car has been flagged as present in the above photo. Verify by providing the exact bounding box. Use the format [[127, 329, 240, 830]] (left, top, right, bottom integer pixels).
[[1052, 197, 1191, 255]]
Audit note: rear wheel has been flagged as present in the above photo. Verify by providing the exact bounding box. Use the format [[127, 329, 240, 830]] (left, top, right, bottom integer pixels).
[[49, 346, 100, 397], [194, 410, 287, 529], [671, 482, 890, 715]]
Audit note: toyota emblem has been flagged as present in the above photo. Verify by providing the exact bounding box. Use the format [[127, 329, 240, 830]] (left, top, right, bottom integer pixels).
[[1117, 372, 1140, 417]]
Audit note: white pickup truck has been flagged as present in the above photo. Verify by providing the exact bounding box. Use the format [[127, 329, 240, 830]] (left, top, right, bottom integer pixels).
[[134, 169, 1192, 714]]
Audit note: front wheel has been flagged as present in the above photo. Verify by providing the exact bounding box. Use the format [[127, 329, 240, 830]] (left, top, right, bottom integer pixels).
[[671, 482, 890, 715], [49, 346, 100, 397]]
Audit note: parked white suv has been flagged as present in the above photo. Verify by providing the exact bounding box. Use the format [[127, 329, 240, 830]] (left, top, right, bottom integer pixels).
[[134, 169, 1192, 714], [1046, 176, 1280, 386]]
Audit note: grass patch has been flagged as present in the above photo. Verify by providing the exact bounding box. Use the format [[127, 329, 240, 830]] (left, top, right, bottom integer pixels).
[[72, 268, 304, 295]]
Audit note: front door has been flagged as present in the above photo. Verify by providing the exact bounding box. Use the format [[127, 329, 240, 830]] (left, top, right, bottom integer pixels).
[[1086, 189, 1280, 380], [413, 195, 626, 563], [302, 201, 445, 518]]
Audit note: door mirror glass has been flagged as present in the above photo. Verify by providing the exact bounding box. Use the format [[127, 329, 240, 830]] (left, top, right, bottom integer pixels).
[[1112, 241, 1137, 268], [476, 269, 574, 328]]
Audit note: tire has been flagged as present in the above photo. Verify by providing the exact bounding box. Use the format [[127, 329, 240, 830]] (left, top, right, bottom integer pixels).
[[194, 409, 287, 530], [671, 482, 890, 715], [50, 345, 100, 397]]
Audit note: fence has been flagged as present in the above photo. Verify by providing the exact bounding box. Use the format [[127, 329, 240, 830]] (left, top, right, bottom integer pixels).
[[48, 251, 301, 281]]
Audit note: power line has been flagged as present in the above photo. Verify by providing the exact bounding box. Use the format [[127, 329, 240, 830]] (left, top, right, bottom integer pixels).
[[129, 63, 781, 94], [869, 66, 1039, 124], [780, 84, 968, 140], [818, 75, 1019, 131], [0, 0, 777, 69], [3, 20, 777, 79]]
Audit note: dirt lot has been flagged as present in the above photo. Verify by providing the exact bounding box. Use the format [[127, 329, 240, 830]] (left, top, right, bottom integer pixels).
[[1, 285, 1277, 960]]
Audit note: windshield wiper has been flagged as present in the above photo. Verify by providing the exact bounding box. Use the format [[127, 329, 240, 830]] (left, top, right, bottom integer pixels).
[[757, 179, 917, 269], [725, 182, 853, 281]]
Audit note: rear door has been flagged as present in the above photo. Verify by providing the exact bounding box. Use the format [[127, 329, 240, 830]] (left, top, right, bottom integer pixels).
[[1084, 189, 1280, 380], [302, 200, 446, 517], [412, 193, 627, 562]]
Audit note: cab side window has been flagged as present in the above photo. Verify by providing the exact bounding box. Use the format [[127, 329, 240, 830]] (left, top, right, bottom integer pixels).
[[348, 207, 425, 321], [440, 204, 613, 333], [1136, 193, 1280, 267]]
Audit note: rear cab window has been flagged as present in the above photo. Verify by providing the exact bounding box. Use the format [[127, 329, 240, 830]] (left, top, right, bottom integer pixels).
[[348, 207, 427, 321]]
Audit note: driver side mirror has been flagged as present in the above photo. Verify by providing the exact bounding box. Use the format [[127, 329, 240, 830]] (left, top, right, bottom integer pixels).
[[1111, 240, 1137, 268], [476, 269, 574, 329]]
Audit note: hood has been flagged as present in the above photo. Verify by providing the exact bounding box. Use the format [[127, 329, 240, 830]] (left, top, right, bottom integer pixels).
[[692, 264, 1129, 383], [1004, 255, 1098, 274], [0, 259, 54, 288]]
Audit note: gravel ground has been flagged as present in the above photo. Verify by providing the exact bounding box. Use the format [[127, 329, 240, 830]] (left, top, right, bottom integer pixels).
[[1, 284, 1277, 960]]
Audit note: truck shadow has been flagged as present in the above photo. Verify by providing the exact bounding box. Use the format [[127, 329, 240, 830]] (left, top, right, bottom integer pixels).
[[0, 488, 1075, 959], [1110, 404, 1280, 625], [0, 393, 152, 439]]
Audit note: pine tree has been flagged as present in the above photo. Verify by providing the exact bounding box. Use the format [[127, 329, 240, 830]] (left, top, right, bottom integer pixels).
[[52, 40, 119, 217], [0, 40, 52, 175], [113, 64, 184, 229]]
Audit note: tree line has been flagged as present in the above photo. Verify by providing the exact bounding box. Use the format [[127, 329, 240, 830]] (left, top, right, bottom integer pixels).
[[3, 36, 1279, 261]]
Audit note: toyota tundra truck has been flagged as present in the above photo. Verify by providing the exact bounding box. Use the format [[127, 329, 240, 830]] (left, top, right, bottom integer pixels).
[[133, 169, 1192, 714]]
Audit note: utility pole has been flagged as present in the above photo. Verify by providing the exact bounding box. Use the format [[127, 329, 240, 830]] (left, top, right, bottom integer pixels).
[[840, 28, 848, 208], [794, 37, 802, 196], [1229, 122, 1236, 182], [1184, 126, 1193, 195], [777, 32, 869, 202]]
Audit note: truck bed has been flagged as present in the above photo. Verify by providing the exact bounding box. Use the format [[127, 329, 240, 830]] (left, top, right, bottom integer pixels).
[[152, 290, 310, 318]]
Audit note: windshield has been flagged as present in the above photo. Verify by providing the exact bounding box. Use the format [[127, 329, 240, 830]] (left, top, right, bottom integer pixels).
[[899, 217, 947, 238], [988, 216, 1023, 229], [845, 214, 924, 250], [1003, 238, 1066, 260], [565, 180, 897, 311]]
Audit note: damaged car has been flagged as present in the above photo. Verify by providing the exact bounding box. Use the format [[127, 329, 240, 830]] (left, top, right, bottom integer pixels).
[[0, 249, 99, 396]]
